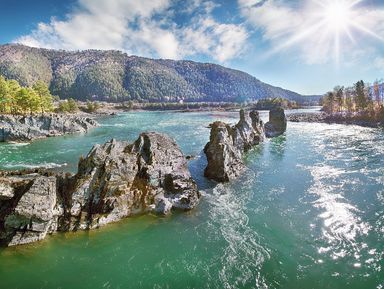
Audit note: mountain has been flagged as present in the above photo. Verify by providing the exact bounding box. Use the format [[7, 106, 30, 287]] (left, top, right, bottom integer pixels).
[[0, 44, 320, 104]]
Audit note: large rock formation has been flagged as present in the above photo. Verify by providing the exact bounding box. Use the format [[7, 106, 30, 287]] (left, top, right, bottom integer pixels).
[[264, 107, 287, 138], [204, 109, 264, 182], [0, 114, 98, 142], [0, 132, 200, 246]]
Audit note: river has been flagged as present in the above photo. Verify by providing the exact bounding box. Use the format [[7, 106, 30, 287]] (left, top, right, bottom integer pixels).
[[0, 109, 383, 289]]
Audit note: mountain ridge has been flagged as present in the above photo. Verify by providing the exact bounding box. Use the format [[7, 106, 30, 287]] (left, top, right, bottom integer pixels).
[[0, 43, 320, 104]]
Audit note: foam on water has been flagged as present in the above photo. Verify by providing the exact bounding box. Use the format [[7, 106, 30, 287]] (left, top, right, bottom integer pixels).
[[205, 171, 270, 289]]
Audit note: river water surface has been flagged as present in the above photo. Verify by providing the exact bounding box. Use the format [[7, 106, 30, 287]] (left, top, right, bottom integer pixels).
[[0, 109, 383, 289]]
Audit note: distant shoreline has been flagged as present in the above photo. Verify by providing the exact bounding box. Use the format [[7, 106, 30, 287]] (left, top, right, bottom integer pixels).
[[288, 112, 384, 128]]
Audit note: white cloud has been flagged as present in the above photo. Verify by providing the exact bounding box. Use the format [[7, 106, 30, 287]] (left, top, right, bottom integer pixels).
[[238, 0, 384, 65], [15, 0, 248, 62], [181, 17, 248, 62]]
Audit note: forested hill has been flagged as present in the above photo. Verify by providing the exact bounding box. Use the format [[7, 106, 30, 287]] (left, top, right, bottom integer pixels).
[[0, 44, 319, 103]]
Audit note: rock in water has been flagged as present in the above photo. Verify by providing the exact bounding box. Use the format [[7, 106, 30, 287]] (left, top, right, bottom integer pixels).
[[0, 172, 63, 246], [264, 107, 287, 138], [0, 132, 200, 246], [0, 114, 98, 142], [204, 109, 264, 182], [64, 132, 200, 229]]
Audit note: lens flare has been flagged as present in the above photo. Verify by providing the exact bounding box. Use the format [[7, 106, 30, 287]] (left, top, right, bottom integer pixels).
[[267, 0, 383, 65]]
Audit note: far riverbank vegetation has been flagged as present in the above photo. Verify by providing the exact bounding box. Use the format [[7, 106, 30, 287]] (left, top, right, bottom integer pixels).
[[321, 80, 384, 122]]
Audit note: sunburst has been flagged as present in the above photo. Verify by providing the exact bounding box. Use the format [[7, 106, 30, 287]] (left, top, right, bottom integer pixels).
[[268, 0, 384, 65]]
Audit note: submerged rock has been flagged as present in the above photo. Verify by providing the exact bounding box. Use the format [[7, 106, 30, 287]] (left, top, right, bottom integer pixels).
[[0, 114, 98, 142], [264, 107, 287, 138], [204, 109, 264, 182], [0, 132, 200, 246]]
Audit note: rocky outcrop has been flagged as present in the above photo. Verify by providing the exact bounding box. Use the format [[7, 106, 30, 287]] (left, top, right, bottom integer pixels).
[[204, 109, 264, 182], [264, 107, 287, 138], [0, 132, 200, 246], [0, 171, 62, 246], [0, 114, 98, 142]]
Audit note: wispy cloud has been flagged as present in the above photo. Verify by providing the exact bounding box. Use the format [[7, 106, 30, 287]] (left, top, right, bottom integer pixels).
[[15, 0, 248, 62]]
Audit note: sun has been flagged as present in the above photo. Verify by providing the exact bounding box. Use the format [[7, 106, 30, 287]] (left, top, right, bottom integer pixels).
[[267, 0, 384, 65], [323, 1, 352, 32]]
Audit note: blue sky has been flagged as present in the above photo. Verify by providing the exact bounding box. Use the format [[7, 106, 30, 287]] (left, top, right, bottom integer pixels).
[[0, 0, 383, 95]]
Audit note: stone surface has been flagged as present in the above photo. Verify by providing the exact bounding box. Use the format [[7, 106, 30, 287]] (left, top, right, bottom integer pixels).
[[204, 109, 264, 182], [264, 107, 287, 138], [0, 114, 98, 142], [0, 172, 62, 246], [0, 132, 201, 246]]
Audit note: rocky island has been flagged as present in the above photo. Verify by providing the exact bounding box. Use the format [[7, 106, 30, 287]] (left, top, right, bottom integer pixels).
[[0, 114, 98, 142], [0, 132, 200, 246], [204, 108, 287, 182], [204, 109, 264, 182], [264, 107, 287, 138]]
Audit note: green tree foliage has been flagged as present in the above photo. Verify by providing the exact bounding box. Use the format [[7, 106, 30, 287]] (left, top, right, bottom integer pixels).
[[354, 80, 367, 110], [32, 81, 54, 113], [86, 101, 100, 113], [57, 98, 79, 113], [0, 75, 53, 115], [335, 86, 344, 112], [0, 75, 9, 113], [254, 97, 300, 110]]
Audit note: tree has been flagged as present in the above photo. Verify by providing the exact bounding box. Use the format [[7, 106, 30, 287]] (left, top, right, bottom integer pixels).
[[6, 80, 21, 115], [322, 92, 335, 114], [334, 86, 344, 112], [345, 88, 354, 113], [32, 81, 53, 113], [0, 76, 9, 113], [15, 88, 32, 114], [354, 80, 367, 111], [57, 98, 78, 113], [67, 98, 78, 112], [86, 100, 100, 113]]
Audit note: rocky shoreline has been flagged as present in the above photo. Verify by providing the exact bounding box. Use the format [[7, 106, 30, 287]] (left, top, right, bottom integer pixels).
[[287, 112, 383, 128], [0, 132, 200, 246], [0, 114, 99, 142]]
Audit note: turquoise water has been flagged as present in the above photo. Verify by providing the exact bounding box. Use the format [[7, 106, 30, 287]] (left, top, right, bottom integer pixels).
[[0, 110, 383, 289]]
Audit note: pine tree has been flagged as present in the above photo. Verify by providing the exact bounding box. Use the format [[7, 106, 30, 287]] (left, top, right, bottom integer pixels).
[[354, 80, 367, 111]]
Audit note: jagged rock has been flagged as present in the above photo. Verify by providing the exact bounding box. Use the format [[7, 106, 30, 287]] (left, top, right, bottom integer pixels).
[[0, 114, 98, 142], [0, 173, 63, 246], [204, 109, 264, 182], [0, 132, 200, 246], [61, 132, 200, 230], [264, 107, 287, 138]]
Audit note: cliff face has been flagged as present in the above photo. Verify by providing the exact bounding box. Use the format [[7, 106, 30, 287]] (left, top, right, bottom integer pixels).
[[0, 132, 200, 246], [0, 114, 98, 142], [0, 44, 319, 103], [204, 109, 264, 182]]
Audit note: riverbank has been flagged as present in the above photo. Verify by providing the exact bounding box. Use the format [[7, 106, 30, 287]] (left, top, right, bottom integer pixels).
[[288, 112, 384, 128], [0, 114, 98, 142]]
